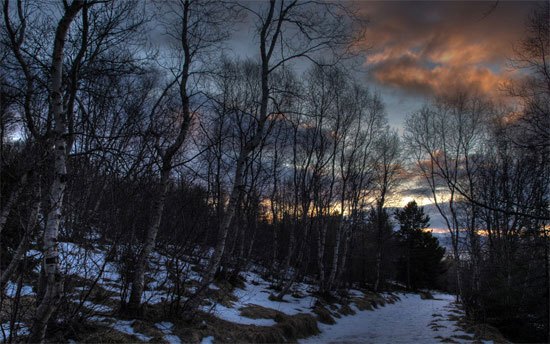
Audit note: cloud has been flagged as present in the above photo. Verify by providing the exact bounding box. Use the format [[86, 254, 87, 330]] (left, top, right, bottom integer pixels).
[[371, 55, 510, 98], [356, 1, 539, 99]]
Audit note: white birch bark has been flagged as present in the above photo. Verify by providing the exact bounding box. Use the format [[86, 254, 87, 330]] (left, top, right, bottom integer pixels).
[[29, 2, 84, 342]]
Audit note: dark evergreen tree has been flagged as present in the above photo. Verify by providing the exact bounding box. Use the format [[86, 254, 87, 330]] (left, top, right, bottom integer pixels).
[[394, 201, 445, 290]]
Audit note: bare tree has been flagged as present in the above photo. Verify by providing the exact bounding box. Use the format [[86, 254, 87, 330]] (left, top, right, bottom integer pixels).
[[372, 128, 401, 291], [194, 0, 361, 301], [29, 2, 86, 341], [126, 0, 235, 314]]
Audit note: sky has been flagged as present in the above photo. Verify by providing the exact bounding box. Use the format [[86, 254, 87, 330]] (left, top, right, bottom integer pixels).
[[355, 1, 540, 129], [350, 1, 541, 228], [224, 1, 542, 228], [227, 1, 539, 129]]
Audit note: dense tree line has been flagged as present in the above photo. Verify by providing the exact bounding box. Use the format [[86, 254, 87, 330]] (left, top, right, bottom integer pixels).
[[0, 1, 548, 343]]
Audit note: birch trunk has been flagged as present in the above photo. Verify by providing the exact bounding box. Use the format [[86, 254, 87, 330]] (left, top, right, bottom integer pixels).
[[280, 219, 296, 281], [326, 219, 343, 291], [127, 0, 192, 312], [127, 169, 170, 312], [317, 221, 327, 292], [29, 3, 84, 342], [203, 153, 247, 283], [198, 0, 274, 289], [0, 173, 28, 236], [374, 248, 382, 291], [276, 218, 313, 299], [335, 226, 351, 286], [0, 196, 40, 290]]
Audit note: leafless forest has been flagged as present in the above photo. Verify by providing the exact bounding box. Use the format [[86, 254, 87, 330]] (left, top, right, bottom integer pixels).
[[0, 1, 549, 343]]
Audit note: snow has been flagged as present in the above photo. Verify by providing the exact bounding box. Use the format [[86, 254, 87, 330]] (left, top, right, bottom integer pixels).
[[57, 242, 194, 305], [25, 249, 41, 258], [59, 242, 121, 288], [82, 301, 113, 313], [155, 322, 181, 344], [164, 334, 182, 344], [300, 293, 484, 344], [207, 304, 277, 326], [204, 271, 316, 326], [111, 320, 152, 342], [0, 322, 30, 341], [200, 335, 215, 344], [4, 281, 34, 297], [5, 241, 485, 344]]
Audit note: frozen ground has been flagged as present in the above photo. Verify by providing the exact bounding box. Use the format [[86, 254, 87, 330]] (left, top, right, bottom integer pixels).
[[3, 241, 485, 343], [301, 293, 487, 344], [204, 271, 317, 326]]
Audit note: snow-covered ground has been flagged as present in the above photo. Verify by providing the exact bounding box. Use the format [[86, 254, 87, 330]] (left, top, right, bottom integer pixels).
[[204, 271, 317, 326], [4, 241, 486, 343], [301, 293, 486, 344]]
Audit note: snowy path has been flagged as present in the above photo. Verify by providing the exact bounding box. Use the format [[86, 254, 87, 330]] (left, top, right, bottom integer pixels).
[[301, 293, 481, 344]]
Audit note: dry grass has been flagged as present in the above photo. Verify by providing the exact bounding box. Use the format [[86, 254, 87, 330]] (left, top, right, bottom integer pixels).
[[275, 313, 320, 340], [312, 306, 335, 325], [352, 297, 374, 311], [81, 328, 142, 343], [451, 334, 475, 340], [419, 291, 434, 300], [239, 304, 283, 319], [57, 322, 141, 344], [350, 291, 387, 311], [434, 336, 460, 344], [132, 320, 166, 342], [208, 285, 239, 308], [464, 323, 509, 344], [338, 303, 356, 316], [385, 293, 401, 304], [167, 310, 319, 343]]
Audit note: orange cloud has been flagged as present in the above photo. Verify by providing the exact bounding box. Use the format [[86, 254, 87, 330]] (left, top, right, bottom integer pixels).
[[372, 57, 511, 99], [355, 1, 536, 100]]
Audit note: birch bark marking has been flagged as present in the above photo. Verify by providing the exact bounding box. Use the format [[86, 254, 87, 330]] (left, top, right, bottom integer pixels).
[[29, 2, 84, 342]]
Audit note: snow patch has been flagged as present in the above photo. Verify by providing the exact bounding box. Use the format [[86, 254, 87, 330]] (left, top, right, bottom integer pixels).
[[155, 322, 181, 344], [111, 320, 151, 342], [200, 335, 215, 344], [82, 301, 113, 313], [204, 271, 316, 326]]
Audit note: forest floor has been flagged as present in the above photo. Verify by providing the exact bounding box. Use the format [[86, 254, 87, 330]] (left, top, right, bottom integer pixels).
[[1, 241, 505, 343]]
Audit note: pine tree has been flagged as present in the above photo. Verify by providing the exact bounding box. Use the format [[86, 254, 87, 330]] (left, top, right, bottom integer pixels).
[[394, 201, 445, 290]]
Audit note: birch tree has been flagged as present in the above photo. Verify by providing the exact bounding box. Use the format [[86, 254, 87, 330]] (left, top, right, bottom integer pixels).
[[28, 2, 86, 341], [127, 0, 234, 313], [195, 0, 361, 303]]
